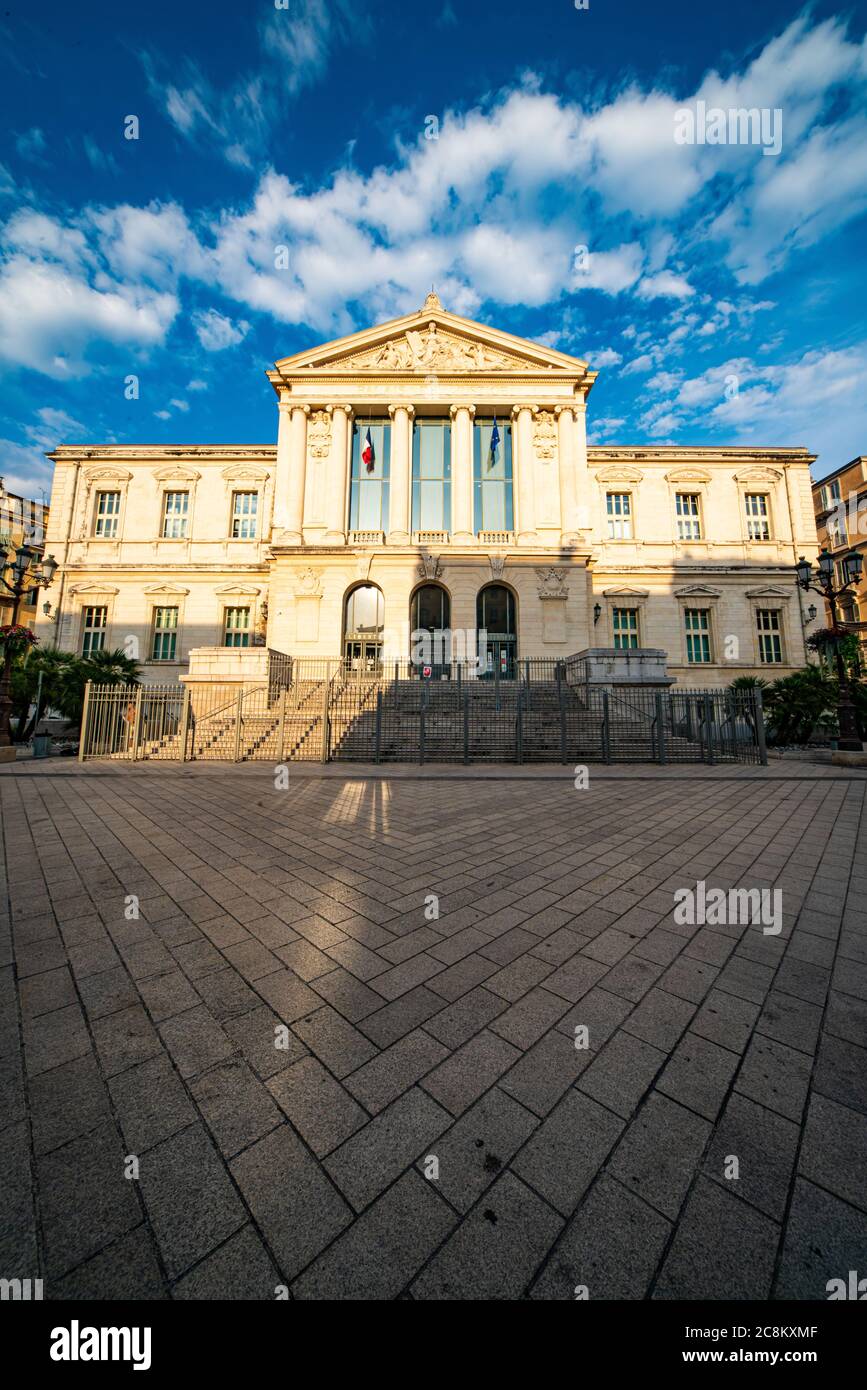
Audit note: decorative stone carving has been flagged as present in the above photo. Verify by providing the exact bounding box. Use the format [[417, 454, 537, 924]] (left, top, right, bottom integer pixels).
[[307, 410, 332, 458], [293, 567, 323, 598], [417, 554, 443, 580], [348, 327, 533, 374], [489, 555, 507, 579], [533, 410, 557, 460], [535, 567, 569, 600]]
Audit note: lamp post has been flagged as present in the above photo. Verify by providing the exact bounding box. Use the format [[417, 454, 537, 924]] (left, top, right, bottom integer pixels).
[[796, 548, 864, 751], [0, 542, 58, 748]]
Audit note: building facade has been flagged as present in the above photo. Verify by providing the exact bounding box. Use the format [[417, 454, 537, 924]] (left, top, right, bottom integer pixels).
[[39, 294, 820, 686], [1, 481, 48, 627], [812, 457, 867, 658]]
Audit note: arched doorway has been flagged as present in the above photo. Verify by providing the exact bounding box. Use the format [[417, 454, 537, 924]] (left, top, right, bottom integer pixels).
[[410, 583, 451, 675], [343, 584, 384, 670], [477, 584, 517, 678]]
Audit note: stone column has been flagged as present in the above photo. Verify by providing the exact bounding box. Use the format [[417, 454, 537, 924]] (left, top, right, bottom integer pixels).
[[514, 405, 537, 545], [273, 393, 307, 541], [572, 400, 591, 532], [387, 403, 413, 543], [449, 404, 475, 542], [556, 405, 579, 547], [325, 405, 352, 544]]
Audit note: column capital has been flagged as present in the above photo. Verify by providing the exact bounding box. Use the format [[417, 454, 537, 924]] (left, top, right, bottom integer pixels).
[[290, 403, 311, 417], [554, 404, 575, 419], [387, 403, 415, 419], [449, 403, 475, 420], [327, 403, 353, 419]]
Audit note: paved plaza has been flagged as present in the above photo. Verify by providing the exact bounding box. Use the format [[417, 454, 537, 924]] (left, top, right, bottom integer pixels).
[[1, 760, 866, 1301]]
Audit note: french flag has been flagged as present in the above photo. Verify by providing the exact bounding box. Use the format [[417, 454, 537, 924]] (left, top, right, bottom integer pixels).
[[362, 427, 375, 473]]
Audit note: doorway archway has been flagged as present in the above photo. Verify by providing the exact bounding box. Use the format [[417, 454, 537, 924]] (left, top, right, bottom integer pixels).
[[476, 584, 517, 678], [343, 583, 384, 670]]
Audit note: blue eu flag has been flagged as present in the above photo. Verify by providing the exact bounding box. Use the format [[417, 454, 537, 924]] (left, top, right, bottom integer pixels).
[[489, 417, 500, 468]]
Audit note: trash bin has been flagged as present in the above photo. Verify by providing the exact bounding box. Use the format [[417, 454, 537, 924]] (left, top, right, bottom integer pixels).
[[32, 734, 51, 759]]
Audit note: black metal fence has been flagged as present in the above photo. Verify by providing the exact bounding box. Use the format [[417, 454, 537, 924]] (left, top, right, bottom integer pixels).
[[80, 673, 766, 766]]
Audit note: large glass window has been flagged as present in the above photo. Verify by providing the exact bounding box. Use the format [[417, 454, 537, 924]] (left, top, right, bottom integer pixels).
[[151, 606, 179, 661], [607, 492, 633, 540], [612, 607, 639, 649], [231, 491, 258, 539], [81, 606, 107, 656], [343, 584, 384, 668], [162, 491, 189, 539], [223, 606, 251, 647], [412, 421, 451, 533], [349, 421, 390, 531], [473, 419, 513, 533], [684, 608, 711, 663], [757, 609, 782, 663], [94, 491, 121, 538], [745, 493, 770, 541], [675, 493, 701, 541]]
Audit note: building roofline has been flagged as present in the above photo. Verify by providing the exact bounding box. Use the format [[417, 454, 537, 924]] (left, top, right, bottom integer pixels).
[[809, 456, 867, 491]]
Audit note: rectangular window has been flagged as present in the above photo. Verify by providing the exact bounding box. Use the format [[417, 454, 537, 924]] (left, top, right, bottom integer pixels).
[[757, 609, 783, 664], [606, 492, 633, 540], [162, 491, 189, 539], [94, 490, 121, 538], [612, 607, 639, 649], [473, 419, 513, 533], [223, 606, 251, 648], [684, 608, 712, 663], [412, 420, 451, 533], [827, 511, 847, 548], [81, 605, 107, 656], [745, 493, 770, 541], [675, 493, 701, 541], [151, 606, 178, 662], [349, 421, 391, 531], [231, 491, 258, 539], [819, 479, 841, 509]]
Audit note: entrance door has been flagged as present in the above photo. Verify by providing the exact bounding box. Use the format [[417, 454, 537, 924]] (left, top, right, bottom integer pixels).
[[343, 584, 384, 671], [476, 585, 517, 678]]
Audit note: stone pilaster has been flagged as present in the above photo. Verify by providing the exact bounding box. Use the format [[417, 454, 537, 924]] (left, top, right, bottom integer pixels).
[[556, 405, 579, 547], [387, 403, 413, 543], [514, 404, 537, 545], [272, 401, 309, 543], [572, 400, 591, 533], [449, 404, 475, 543], [325, 405, 353, 544]]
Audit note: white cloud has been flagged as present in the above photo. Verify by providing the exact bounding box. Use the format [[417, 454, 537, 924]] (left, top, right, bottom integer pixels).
[[591, 347, 623, 367], [192, 308, 250, 351], [636, 271, 694, 300]]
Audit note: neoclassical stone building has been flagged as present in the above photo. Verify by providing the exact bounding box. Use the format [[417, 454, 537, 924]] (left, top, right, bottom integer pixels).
[[39, 293, 819, 686]]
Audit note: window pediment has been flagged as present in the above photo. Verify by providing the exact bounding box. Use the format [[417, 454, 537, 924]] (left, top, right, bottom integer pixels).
[[221, 465, 270, 484], [666, 468, 712, 484], [216, 584, 261, 597], [595, 466, 644, 484], [69, 583, 119, 597], [602, 586, 649, 598], [745, 586, 791, 600], [734, 467, 782, 484], [154, 466, 201, 484], [674, 585, 721, 600], [144, 583, 190, 596], [83, 467, 132, 484]]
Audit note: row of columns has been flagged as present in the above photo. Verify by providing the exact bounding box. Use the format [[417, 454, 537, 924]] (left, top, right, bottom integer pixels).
[[273, 397, 589, 546]]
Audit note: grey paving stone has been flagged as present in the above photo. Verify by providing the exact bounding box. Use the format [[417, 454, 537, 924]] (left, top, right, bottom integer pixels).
[[311, 966, 385, 1021], [188, 967, 258, 1022], [812, 1033, 867, 1112], [658, 955, 720, 1004], [622, 988, 696, 1051], [370, 953, 444, 1000], [109, 1054, 198, 1153], [773, 956, 830, 1007], [597, 953, 667, 1003], [554, 986, 633, 1051], [691, 987, 759, 1052], [713, 954, 775, 1004], [428, 926, 493, 966], [268, 1055, 368, 1157], [426, 953, 499, 1001], [824, 989, 867, 1048], [421, 1030, 521, 1116], [411, 1171, 562, 1300], [530, 1175, 671, 1300], [357, 985, 445, 1047], [92, 1003, 163, 1078], [0, 1120, 37, 1277], [137, 968, 202, 1023], [275, 938, 335, 981], [172, 1224, 281, 1300], [224, 1004, 308, 1079], [500, 1028, 592, 1117], [608, 1091, 710, 1220], [424, 986, 508, 1049], [293, 1169, 456, 1300], [292, 1004, 379, 1078], [653, 1177, 778, 1300], [577, 1030, 667, 1120], [38, 1118, 142, 1278], [51, 1224, 168, 1300], [485, 955, 556, 1001], [139, 1121, 247, 1280], [254, 968, 323, 1023], [19, 965, 76, 1018], [775, 1177, 867, 1299], [735, 1033, 812, 1122], [703, 1092, 800, 1222], [543, 954, 609, 1003], [420, 1086, 539, 1213], [324, 1086, 452, 1211], [488, 985, 571, 1050], [158, 1005, 235, 1079], [76, 965, 140, 1021], [342, 1027, 446, 1114], [656, 1031, 740, 1122], [30, 1051, 111, 1155], [23, 1001, 91, 1076], [799, 1093, 867, 1212], [513, 1089, 624, 1217], [189, 1057, 282, 1157]]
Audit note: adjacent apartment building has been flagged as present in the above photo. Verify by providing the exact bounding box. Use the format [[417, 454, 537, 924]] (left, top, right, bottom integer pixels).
[[1, 480, 48, 627], [812, 457, 867, 658], [37, 294, 820, 686]]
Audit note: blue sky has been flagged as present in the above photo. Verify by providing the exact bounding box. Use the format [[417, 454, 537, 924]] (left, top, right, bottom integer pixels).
[[1, 0, 865, 501]]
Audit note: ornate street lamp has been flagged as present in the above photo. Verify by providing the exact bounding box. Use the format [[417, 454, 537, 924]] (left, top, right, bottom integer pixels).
[[796, 548, 864, 751], [0, 542, 58, 748]]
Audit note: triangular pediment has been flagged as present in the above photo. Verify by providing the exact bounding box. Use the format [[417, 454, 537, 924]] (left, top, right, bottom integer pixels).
[[271, 297, 594, 382]]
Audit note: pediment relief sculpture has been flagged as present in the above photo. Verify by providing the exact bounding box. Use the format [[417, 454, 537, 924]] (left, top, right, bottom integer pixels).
[[665, 468, 712, 484], [154, 466, 201, 484], [221, 465, 270, 484], [733, 467, 783, 483], [341, 326, 540, 374], [594, 465, 644, 484]]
